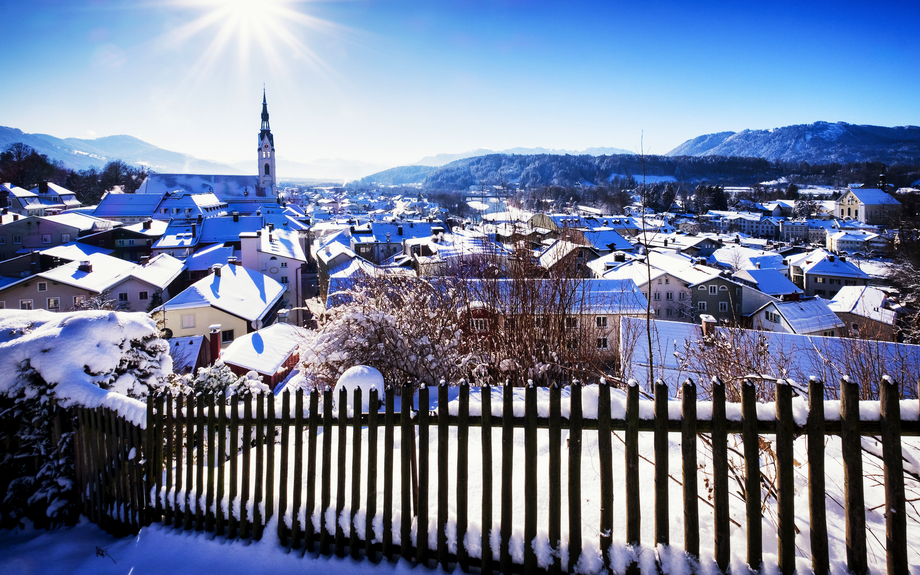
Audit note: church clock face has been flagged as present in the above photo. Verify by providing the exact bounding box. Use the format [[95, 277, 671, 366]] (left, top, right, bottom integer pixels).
[[263, 144, 269, 150]]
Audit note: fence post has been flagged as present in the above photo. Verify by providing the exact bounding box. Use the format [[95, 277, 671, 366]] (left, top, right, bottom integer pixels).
[[350, 386, 363, 560], [438, 381, 450, 569], [145, 394, 154, 526], [216, 394, 227, 537], [239, 394, 251, 537], [277, 391, 289, 545], [807, 377, 828, 575], [568, 380, 583, 574], [155, 394, 165, 524], [174, 394, 185, 530], [320, 386, 333, 555], [164, 394, 174, 527], [776, 380, 795, 575], [597, 379, 613, 570], [254, 392, 264, 540], [457, 380, 470, 572], [399, 383, 412, 562], [524, 382, 538, 574], [338, 386, 350, 558], [741, 379, 762, 572], [383, 386, 395, 561], [548, 381, 562, 575], [841, 376, 867, 575], [417, 384, 429, 566], [305, 388, 319, 551], [681, 378, 699, 563], [266, 390, 274, 530], [480, 383, 493, 575], [625, 380, 640, 575], [291, 389, 303, 550], [880, 375, 907, 574], [654, 379, 669, 550], [207, 393, 216, 534], [500, 381, 514, 575], [366, 388, 379, 562]]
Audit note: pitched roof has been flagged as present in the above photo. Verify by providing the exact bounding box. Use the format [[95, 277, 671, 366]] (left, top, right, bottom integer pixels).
[[136, 174, 269, 201], [760, 297, 844, 334], [732, 268, 802, 296], [160, 263, 284, 322], [221, 323, 307, 375], [828, 285, 899, 325], [847, 188, 900, 205]]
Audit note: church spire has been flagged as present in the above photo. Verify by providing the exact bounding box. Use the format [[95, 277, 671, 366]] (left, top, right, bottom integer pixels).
[[258, 88, 276, 192]]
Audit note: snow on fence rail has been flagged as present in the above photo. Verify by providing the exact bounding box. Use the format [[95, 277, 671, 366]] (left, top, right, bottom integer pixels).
[[73, 377, 920, 575]]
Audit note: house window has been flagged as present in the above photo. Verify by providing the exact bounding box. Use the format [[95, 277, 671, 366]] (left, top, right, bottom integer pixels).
[[281, 262, 287, 268], [139, 291, 148, 301], [698, 302, 707, 311], [20, 299, 33, 310], [666, 308, 673, 317], [679, 292, 686, 301], [73, 295, 85, 307], [13, 234, 22, 245], [698, 286, 706, 291], [664, 277, 669, 284], [47, 297, 60, 310], [709, 285, 717, 295], [118, 293, 128, 303], [0, 236, 5, 245], [653, 292, 661, 301], [815, 277, 825, 284], [471, 318, 488, 332], [280, 276, 289, 284], [41, 234, 51, 244], [0, 301, 4, 309], [38, 282, 47, 292], [719, 302, 728, 312], [666, 292, 673, 301], [596, 337, 609, 350], [765, 311, 779, 323], [181, 314, 195, 329], [815, 289, 825, 296], [61, 233, 70, 243], [565, 317, 578, 329], [719, 285, 728, 291], [596, 316, 607, 328], [221, 329, 234, 343]]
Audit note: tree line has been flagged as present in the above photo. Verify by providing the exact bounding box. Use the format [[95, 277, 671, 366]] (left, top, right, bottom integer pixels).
[[1, 142, 148, 205]]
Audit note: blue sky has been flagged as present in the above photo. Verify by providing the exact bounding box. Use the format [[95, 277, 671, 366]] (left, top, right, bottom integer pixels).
[[1, 0, 918, 168]]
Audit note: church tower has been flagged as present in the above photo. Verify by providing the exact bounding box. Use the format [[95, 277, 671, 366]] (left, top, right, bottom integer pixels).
[[257, 89, 276, 192]]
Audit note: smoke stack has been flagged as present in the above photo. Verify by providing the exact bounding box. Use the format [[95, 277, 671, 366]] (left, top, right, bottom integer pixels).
[[700, 314, 717, 337], [213, 263, 222, 277], [209, 324, 222, 362], [142, 219, 152, 230], [233, 212, 239, 223], [78, 260, 92, 273]]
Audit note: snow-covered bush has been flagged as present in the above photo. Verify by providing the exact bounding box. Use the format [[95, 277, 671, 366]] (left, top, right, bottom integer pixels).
[[300, 275, 485, 388], [186, 359, 270, 397], [0, 310, 173, 528]]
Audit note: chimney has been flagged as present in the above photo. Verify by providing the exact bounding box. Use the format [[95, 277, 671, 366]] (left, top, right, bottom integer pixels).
[[30, 251, 40, 273], [142, 219, 152, 230], [755, 262, 761, 269], [140, 255, 150, 266], [398, 225, 403, 236], [839, 255, 846, 263], [191, 224, 196, 237], [78, 260, 92, 273], [213, 263, 222, 277], [233, 211, 240, 223], [277, 309, 290, 324], [268, 223, 274, 232], [227, 256, 238, 266], [197, 214, 203, 224], [828, 255, 835, 262], [700, 314, 717, 337], [209, 324, 222, 362]]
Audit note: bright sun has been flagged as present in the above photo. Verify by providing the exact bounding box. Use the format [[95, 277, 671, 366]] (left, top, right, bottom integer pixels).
[[164, 0, 342, 79]]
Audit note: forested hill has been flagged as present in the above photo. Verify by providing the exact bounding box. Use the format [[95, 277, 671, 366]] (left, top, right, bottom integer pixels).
[[396, 153, 779, 190], [667, 122, 920, 165]]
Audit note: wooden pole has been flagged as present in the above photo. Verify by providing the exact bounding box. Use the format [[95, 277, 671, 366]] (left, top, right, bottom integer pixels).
[[880, 376, 908, 574], [548, 382, 562, 575], [239, 394, 251, 537], [417, 384, 429, 567], [320, 386, 333, 555], [654, 379, 669, 548], [808, 377, 828, 575], [523, 382, 538, 574], [383, 387, 395, 561], [681, 379, 699, 561], [350, 387, 364, 560], [174, 394, 185, 530], [291, 390, 304, 550], [457, 380, 471, 572], [400, 384, 413, 562], [841, 377, 867, 575], [337, 387, 349, 557], [741, 380, 762, 571], [366, 388, 379, 562], [305, 389, 318, 551], [438, 382, 450, 569], [568, 380, 583, 574], [480, 384, 493, 575], [776, 380, 795, 575], [598, 379, 613, 570], [500, 381, 514, 575], [711, 379, 729, 573], [254, 392, 264, 540], [625, 381, 640, 575]]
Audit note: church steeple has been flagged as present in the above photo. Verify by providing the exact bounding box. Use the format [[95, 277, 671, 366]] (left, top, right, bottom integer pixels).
[[258, 88, 276, 192]]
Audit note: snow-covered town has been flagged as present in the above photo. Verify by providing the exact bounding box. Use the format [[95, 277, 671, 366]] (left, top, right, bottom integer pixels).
[[4, 1, 920, 573]]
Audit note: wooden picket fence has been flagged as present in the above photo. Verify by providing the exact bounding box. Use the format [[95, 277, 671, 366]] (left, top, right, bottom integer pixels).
[[72, 377, 919, 574]]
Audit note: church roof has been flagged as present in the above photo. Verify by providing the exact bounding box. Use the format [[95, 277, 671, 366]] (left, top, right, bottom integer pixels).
[[135, 174, 269, 202]]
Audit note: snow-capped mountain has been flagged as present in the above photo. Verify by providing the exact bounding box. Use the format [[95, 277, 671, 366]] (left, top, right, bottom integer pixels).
[[667, 122, 920, 164]]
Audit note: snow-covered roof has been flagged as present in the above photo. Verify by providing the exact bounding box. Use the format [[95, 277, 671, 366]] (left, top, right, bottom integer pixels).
[[583, 229, 633, 252], [258, 227, 306, 261], [185, 243, 235, 271], [765, 297, 844, 334], [198, 216, 263, 244], [136, 174, 271, 202], [538, 239, 596, 269], [708, 245, 786, 272], [131, 253, 185, 289], [621, 316, 920, 393], [828, 285, 899, 325], [121, 219, 170, 237], [93, 192, 165, 218], [42, 213, 117, 232], [221, 323, 306, 375], [168, 335, 206, 375], [40, 242, 114, 261], [160, 263, 284, 323], [732, 268, 802, 297], [846, 188, 900, 205]]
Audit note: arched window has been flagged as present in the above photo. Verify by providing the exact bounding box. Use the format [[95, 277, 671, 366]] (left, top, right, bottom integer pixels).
[[264, 163, 271, 176]]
